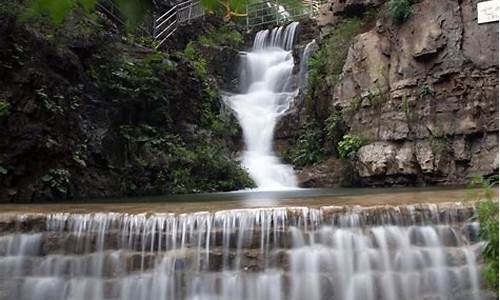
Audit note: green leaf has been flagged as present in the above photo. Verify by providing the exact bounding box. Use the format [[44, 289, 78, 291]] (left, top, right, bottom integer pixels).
[[115, 0, 150, 30], [79, 0, 98, 13], [0, 166, 7, 175], [41, 174, 52, 182], [26, 0, 75, 24]]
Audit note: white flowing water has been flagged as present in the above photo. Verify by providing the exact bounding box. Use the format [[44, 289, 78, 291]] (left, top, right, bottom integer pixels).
[[298, 39, 318, 91], [228, 22, 299, 190], [0, 203, 487, 300]]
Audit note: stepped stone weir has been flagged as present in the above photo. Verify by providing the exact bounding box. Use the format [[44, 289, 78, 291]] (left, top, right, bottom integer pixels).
[[0, 202, 490, 300]]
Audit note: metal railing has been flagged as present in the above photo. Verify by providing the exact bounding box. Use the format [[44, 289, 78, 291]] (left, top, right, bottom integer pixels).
[[153, 0, 205, 48], [150, 0, 327, 47], [245, 0, 327, 28], [96, 0, 151, 36], [96, 0, 126, 26]]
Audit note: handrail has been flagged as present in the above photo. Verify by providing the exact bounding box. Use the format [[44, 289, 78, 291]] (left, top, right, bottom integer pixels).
[[156, 5, 179, 24], [96, 0, 151, 36], [153, 0, 205, 48], [151, 0, 328, 47], [245, 0, 327, 29]]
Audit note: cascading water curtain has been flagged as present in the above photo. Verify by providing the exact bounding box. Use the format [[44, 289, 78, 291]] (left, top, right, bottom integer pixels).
[[0, 203, 487, 300], [227, 22, 300, 191]]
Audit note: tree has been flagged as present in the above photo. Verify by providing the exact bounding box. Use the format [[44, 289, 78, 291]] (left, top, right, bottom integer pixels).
[[25, 0, 151, 28], [201, 0, 248, 21]]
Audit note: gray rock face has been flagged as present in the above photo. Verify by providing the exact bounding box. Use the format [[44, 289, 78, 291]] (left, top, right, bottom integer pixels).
[[357, 142, 396, 177], [284, 0, 498, 187]]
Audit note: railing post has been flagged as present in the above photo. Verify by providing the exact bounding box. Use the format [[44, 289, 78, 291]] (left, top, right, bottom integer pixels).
[[188, 0, 193, 23], [275, 0, 278, 24], [261, 3, 264, 25], [246, 4, 249, 30], [310, 0, 313, 15]]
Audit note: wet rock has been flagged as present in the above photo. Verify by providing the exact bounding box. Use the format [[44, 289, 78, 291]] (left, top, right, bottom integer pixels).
[[469, 133, 499, 176], [296, 158, 345, 187], [333, 0, 382, 16], [415, 140, 436, 174], [292, 0, 498, 186], [452, 138, 471, 162], [334, 30, 391, 108], [461, 0, 500, 68], [199, 45, 241, 92], [389, 142, 417, 175], [357, 142, 396, 177]]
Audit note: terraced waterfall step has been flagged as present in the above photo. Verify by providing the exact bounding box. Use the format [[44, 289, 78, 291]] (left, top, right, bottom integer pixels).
[[0, 202, 494, 300]]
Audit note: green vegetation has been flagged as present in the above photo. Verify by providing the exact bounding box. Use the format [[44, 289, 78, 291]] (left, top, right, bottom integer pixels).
[[42, 168, 71, 194], [402, 95, 416, 125], [120, 125, 254, 193], [418, 83, 434, 97], [308, 18, 363, 90], [103, 51, 251, 193], [103, 53, 173, 118], [0, 98, 10, 119], [201, 0, 247, 21], [344, 96, 363, 116], [289, 122, 325, 167], [337, 134, 364, 160], [181, 41, 230, 134], [184, 42, 209, 80], [325, 110, 344, 142], [388, 0, 411, 24], [0, 165, 8, 176], [467, 175, 499, 293], [25, 0, 149, 28], [478, 199, 499, 292], [198, 25, 243, 48]]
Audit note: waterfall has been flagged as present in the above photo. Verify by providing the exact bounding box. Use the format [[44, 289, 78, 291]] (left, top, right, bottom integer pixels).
[[0, 202, 487, 300], [228, 22, 299, 191], [298, 39, 318, 91]]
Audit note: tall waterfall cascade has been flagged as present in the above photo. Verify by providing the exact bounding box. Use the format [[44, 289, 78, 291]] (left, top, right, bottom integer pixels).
[[227, 22, 300, 190], [0, 202, 488, 300]]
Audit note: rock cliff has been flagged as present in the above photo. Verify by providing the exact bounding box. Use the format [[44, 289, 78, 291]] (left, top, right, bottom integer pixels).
[[280, 0, 498, 187]]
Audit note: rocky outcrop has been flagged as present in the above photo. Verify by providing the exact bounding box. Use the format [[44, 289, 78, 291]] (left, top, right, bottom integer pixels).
[[286, 0, 498, 187], [0, 10, 253, 202]]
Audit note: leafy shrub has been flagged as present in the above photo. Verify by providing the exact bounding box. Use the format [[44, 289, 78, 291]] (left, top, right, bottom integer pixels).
[[307, 52, 324, 91], [289, 122, 325, 167], [478, 200, 499, 291], [184, 42, 208, 79], [337, 134, 364, 160], [388, 0, 411, 24], [468, 175, 499, 292], [325, 109, 344, 142], [198, 25, 242, 47], [103, 52, 174, 108], [120, 125, 254, 193], [42, 168, 71, 194], [25, 0, 149, 29]]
